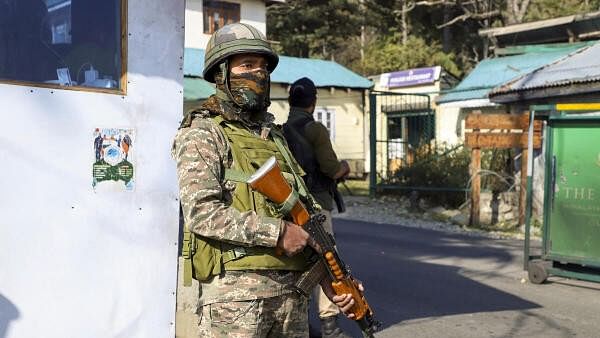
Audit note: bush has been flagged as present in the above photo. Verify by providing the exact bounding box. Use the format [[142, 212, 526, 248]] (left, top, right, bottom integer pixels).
[[391, 144, 514, 208]]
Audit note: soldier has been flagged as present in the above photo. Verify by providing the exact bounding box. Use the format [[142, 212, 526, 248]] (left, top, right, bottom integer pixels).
[[173, 23, 358, 338], [283, 77, 351, 338]]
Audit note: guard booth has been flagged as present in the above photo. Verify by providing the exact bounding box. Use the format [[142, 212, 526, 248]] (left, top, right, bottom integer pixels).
[[0, 1, 184, 337], [525, 104, 600, 284]]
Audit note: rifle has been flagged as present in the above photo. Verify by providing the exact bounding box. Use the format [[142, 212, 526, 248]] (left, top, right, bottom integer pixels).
[[332, 182, 346, 213], [248, 157, 380, 337]]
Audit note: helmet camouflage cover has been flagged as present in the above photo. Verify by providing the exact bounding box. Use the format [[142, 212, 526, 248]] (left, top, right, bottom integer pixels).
[[203, 23, 279, 83]]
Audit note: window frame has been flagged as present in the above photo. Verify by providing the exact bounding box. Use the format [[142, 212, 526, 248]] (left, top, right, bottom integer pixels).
[[313, 107, 336, 141], [0, 0, 128, 95], [203, 1, 241, 35]]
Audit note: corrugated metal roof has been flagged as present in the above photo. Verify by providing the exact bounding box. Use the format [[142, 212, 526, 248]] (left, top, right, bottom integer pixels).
[[490, 43, 600, 97], [495, 41, 597, 56], [478, 12, 600, 47], [436, 45, 586, 104], [184, 48, 373, 90]]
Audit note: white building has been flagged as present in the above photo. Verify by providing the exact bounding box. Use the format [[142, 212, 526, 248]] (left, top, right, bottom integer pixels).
[[184, 0, 284, 49], [182, 1, 373, 177]]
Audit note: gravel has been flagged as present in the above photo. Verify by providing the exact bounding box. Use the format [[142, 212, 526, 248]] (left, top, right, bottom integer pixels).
[[333, 195, 536, 240]]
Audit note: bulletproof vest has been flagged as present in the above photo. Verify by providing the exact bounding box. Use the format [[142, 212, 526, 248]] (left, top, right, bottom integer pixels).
[[283, 114, 335, 194], [183, 116, 314, 284]]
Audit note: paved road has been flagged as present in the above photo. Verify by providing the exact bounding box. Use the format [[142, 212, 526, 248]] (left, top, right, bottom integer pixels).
[[309, 219, 600, 338]]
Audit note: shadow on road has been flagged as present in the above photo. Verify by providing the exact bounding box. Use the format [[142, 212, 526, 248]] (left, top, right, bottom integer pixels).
[[310, 219, 540, 337], [0, 293, 19, 338]]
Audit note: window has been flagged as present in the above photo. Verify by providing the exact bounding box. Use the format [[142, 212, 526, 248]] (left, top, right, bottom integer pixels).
[[313, 107, 335, 141], [0, 0, 126, 92], [203, 1, 240, 34], [387, 116, 404, 160]]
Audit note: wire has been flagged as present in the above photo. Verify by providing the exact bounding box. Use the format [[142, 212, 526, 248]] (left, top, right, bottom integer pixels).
[[76, 62, 93, 85], [463, 169, 517, 208]]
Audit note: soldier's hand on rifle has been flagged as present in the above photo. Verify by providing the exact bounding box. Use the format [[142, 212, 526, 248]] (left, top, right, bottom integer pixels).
[[321, 279, 365, 319], [276, 221, 311, 256], [333, 160, 351, 180]]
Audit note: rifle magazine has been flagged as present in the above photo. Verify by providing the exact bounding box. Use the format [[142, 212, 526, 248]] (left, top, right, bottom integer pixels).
[[294, 260, 328, 297]]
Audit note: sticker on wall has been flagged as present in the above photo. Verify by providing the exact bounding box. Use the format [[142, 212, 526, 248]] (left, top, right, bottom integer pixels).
[[92, 128, 135, 192]]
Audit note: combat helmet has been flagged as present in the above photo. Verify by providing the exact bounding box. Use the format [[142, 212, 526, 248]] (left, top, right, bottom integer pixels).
[[203, 23, 279, 83]]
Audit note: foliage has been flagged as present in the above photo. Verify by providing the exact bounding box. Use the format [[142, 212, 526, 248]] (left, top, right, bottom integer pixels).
[[393, 144, 471, 207], [525, 0, 600, 22], [268, 0, 600, 78], [358, 35, 461, 77], [267, 0, 361, 60], [480, 149, 515, 193], [391, 144, 514, 208]]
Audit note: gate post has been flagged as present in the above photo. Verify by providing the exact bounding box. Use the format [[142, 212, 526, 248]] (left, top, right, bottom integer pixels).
[[369, 92, 377, 198]]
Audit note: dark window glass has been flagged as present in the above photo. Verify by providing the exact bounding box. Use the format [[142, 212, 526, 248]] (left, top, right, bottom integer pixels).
[[0, 0, 124, 90], [388, 117, 403, 139], [203, 1, 240, 34]]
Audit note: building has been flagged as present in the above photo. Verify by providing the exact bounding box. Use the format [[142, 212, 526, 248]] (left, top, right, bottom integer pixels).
[[368, 67, 457, 175], [479, 11, 600, 49], [435, 42, 596, 145], [489, 43, 600, 105], [182, 1, 373, 176], [184, 0, 283, 50], [183, 48, 373, 176], [435, 10, 600, 145]]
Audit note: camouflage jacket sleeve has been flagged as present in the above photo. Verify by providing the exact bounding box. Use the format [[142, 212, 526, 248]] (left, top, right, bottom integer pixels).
[[173, 118, 282, 247]]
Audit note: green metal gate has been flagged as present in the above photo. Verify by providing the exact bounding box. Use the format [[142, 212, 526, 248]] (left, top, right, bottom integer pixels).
[[368, 91, 435, 194]]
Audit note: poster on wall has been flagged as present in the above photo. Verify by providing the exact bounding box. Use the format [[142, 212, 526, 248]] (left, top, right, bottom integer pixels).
[[92, 127, 135, 192]]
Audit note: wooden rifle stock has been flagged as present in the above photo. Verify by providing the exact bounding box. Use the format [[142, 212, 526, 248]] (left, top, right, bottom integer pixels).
[[248, 157, 377, 328], [247, 157, 309, 226]]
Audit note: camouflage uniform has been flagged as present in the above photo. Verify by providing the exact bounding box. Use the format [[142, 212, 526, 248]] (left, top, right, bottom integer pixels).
[[173, 23, 312, 338]]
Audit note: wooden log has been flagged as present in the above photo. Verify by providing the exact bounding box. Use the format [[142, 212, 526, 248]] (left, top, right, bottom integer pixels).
[[519, 149, 528, 226], [470, 147, 481, 226]]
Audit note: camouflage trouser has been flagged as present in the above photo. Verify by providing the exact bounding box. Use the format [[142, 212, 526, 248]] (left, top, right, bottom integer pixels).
[[197, 292, 309, 338]]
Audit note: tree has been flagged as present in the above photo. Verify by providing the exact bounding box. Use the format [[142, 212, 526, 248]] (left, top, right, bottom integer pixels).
[[524, 0, 600, 22], [267, 0, 361, 61], [359, 35, 460, 76], [268, 0, 600, 78]]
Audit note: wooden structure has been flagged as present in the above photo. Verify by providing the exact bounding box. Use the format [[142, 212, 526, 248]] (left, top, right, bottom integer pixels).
[[465, 113, 542, 225]]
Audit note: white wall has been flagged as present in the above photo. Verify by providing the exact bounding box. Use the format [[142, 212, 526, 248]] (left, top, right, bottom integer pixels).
[[0, 1, 185, 337], [436, 102, 507, 145], [185, 0, 267, 49], [435, 105, 462, 145]]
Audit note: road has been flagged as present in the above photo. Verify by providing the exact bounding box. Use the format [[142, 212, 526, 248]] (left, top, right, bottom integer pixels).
[[309, 218, 600, 338]]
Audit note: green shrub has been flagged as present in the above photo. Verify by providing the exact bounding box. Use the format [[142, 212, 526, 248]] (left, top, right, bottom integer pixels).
[[391, 144, 514, 208]]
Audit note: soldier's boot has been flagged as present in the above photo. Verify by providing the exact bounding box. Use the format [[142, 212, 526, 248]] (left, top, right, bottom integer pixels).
[[320, 315, 351, 338]]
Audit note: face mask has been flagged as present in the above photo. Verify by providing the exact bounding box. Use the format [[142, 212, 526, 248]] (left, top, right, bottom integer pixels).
[[228, 69, 269, 113]]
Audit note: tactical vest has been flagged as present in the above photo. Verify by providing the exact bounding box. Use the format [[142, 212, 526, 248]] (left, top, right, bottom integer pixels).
[[283, 114, 335, 194], [182, 116, 317, 285]]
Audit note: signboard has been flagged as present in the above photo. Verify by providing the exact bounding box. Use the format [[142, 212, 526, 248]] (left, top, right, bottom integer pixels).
[[464, 113, 542, 149], [379, 66, 441, 88]]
